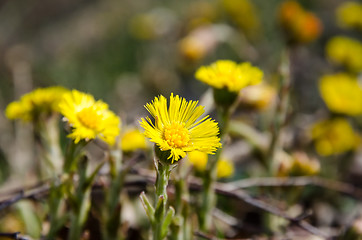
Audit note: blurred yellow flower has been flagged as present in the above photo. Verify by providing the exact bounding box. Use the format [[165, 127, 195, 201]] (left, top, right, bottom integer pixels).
[[279, 0, 303, 26], [59, 90, 121, 145], [179, 36, 208, 61], [195, 60, 263, 92], [319, 73, 362, 116], [337, 1, 362, 30], [311, 118, 360, 156], [326, 36, 362, 72], [279, 0, 322, 43], [293, 12, 322, 43], [221, 0, 261, 38], [277, 152, 320, 177], [188, 150, 234, 178], [188, 150, 208, 172], [120, 128, 147, 152], [239, 84, 276, 110], [216, 159, 234, 178], [5, 101, 29, 121], [140, 94, 221, 163], [178, 26, 219, 62], [5, 86, 69, 122]]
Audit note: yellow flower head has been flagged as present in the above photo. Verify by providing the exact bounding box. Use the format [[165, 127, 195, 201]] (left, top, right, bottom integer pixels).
[[5, 86, 69, 122], [188, 150, 234, 178], [311, 118, 360, 156], [188, 150, 208, 171], [319, 73, 362, 116], [337, 1, 362, 30], [216, 159, 234, 178], [222, 0, 261, 39], [120, 128, 147, 152], [59, 90, 121, 145], [195, 60, 263, 92], [326, 36, 362, 72], [140, 93, 221, 163]]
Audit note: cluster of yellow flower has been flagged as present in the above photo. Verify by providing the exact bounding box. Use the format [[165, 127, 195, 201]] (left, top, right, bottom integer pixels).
[[188, 150, 234, 178], [5, 58, 267, 180], [310, 1, 362, 157], [278, 0, 322, 44], [5, 87, 225, 169], [6, 88, 121, 145], [326, 36, 362, 73], [5, 86, 68, 122], [311, 118, 360, 156], [319, 73, 362, 116], [221, 0, 261, 38], [337, 1, 362, 30]]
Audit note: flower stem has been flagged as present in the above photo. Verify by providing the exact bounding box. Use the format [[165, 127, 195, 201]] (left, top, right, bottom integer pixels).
[[153, 160, 171, 240], [265, 50, 291, 174], [68, 190, 90, 240], [63, 140, 87, 173], [199, 149, 221, 231], [170, 162, 191, 240], [102, 149, 125, 240], [200, 105, 228, 231]]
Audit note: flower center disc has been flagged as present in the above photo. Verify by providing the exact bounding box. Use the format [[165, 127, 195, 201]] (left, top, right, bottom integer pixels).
[[77, 107, 101, 130], [163, 123, 190, 148]]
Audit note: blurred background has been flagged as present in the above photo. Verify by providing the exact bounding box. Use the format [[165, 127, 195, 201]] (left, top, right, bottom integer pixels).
[[0, 0, 361, 238]]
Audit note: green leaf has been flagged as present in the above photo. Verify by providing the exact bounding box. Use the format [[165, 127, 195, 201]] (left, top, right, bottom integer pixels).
[[154, 195, 165, 221], [139, 192, 155, 223], [16, 201, 42, 238], [161, 206, 175, 239], [84, 160, 105, 190]]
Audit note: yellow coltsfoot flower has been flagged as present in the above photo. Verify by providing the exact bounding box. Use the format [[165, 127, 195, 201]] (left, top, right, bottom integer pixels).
[[5, 86, 69, 122], [319, 73, 362, 116], [187, 150, 208, 171], [216, 159, 234, 178], [140, 93, 221, 163], [326, 36, 362, 72], [59, 90, 121, 146], [188, 150, 234, 178], [195, 60, 263, 93], [311, 118, 360, 156], [221, 0, 261, 39], [120, 128, 147, 152], [337, 1, 362, 30]]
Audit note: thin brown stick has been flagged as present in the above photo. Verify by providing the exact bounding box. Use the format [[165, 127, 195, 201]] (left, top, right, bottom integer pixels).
[[225, 176, 362, 200], [214, 183, 330, 238]]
